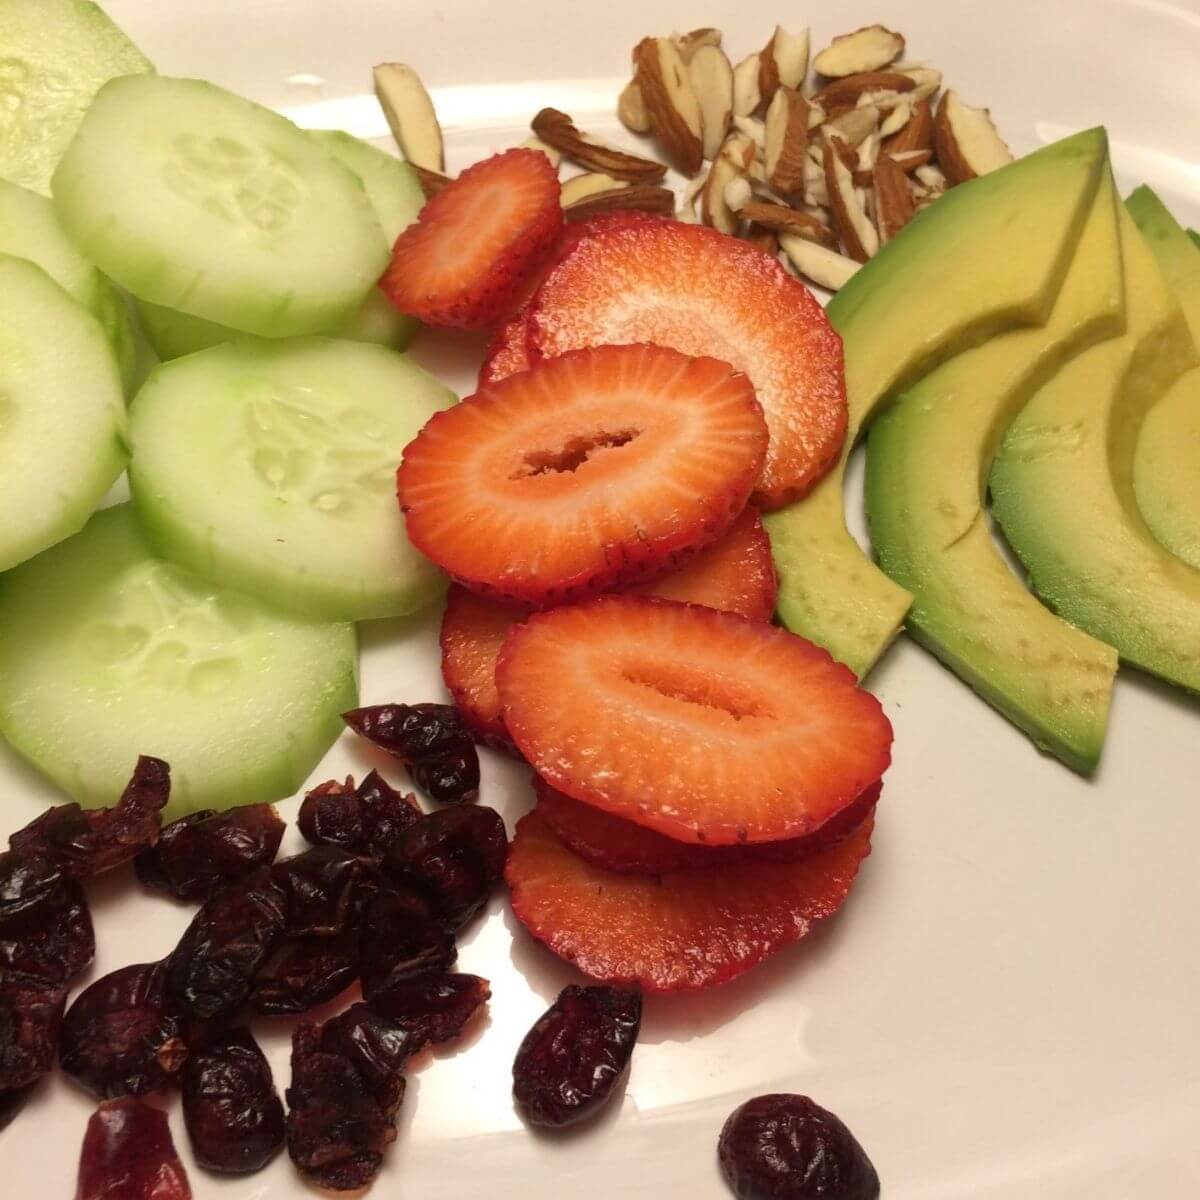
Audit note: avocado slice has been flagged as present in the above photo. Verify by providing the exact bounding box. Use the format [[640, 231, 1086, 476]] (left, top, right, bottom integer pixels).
[[865, 173, 1124, 772], [1126, 186, 1200, 569], [990, 203, 1200, 692], [1189, 230, 1200, 251], [764, 128, 1109, 676]]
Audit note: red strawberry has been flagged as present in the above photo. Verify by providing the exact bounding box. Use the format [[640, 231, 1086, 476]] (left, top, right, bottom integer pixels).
[[479, 310, 533, 386], [505, 811, 874, 991], [496, 596, 892, 845], [535, 778, 881, 875], [527, 218, 847, 508], [400, 344, 768, 607], [381, 148, 562, 329]]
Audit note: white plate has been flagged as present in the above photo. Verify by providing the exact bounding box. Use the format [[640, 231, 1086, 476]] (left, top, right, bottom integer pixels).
[[6, 0, 1200, 1195]]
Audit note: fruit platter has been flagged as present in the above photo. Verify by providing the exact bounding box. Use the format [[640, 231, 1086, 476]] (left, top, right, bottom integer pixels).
[[0, 0, 1198, 1196]]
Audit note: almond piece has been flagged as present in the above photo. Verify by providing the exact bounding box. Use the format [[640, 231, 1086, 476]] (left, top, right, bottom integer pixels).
[[564, 183, 675, 221], [915, 162, 948, 191], [634, 37, 705, 177], [823, 104, 880, 148], [813, 25, 906, 78], [689, 44, 734, 160], [745, 224, 781, 255], [814, 71, 914, 115], [758, 30, 781, 107], [411, 164, 452, 200], [518, 136, 563, 168], [374, 63, 444, 173], [823, 139, 879, 261], [733, 115, 766, 149], [878, 99, 912, 139], [560, 172, 627, 206], [779, 232, 861, 291], [883, 96, 933, 155], [894, 65, 943, 102], [857, 132, 880, 173], [890, 148, 932, 170], [773, 27, 810, 89], [724, 175, 753, 213], [764, 87, 809, 200], [732, 53, 762, 118], [802, 153, 830, 208], [531, 107, 667, 183], [617, 80, 652, 134], [719, 132, 757, 172], [740, 199, 836, 247], [808, 102, 826, 129], [872, 151, 914, 243], [673, 27, 722, 64], [933, 91, 1013, 185], [701, 133, 752, 234]]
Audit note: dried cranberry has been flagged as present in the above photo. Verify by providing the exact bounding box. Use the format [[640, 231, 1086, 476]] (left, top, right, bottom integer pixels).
[[76, 1097, 192, 1200], [297, 778, 363, 851], [0, 980, 65, 1090], [182, 1027, 284, 1175], [270, 846, 368, 938], [135, 804, 284, 902], [59, 962, 188, 1099], [410, 749, 481, 806], [318, 1004, 411, 1116], [384, 805, 507, 930], [717, 1095, 880, 1200], [0, 850, 93, 987], [358, 888, 456, 1002], [356, 770, 423, 856], [166, 869, 287, 1021], [11, 756, 169, 878], [0, 1082, 32, 1133], [512, 985, 641, 1128], [367, 973, 490, 1050], [247, 935, 358, 1016]]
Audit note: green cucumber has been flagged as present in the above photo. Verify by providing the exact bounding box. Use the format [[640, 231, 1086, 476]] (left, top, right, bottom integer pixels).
[[0, 504, 357, 816], [130, 337, 454, 620]]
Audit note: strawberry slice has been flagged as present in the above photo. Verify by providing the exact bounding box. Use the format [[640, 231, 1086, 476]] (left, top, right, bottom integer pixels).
[[439, 507, 778, 747], [505, 811, 874, 991], [400, 344, 768, 606], [496, 596, 892, 844], [479, 310, 533, 386], [527, 218, 847, 508], [535, 778, 881, 875], [381, 148, 563, 329]]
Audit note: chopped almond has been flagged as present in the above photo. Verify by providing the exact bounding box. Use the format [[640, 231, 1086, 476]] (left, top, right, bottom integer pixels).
[[564, 184, 675, 221], [673, 27, 722, 63], [732, 53, 762, 117], [883, 96, 933, 155], [933, 90, 1013, 184], [532, 108, 667, 183], [764, 87, 809, 200], [518, 136, 563, 168], [688, 44, 734, 160], [872, 152, 914, 242], [813, 25, 906, 78], [779, 233, 861, 290], [560, 172, 627, 206], [823, 139, 879, 261], [740, 200, 836, 247], [617, 80, 652, 133], [634, 37, 705, 176], [374, 63, 444, 172], [814, 71, 915, 114]]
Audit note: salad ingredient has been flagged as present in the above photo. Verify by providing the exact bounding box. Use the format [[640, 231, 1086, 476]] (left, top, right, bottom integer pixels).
[[373, 62, 444, 172], [562, 181, 675, 221], [130, 337, 455, 621], [343, 703, 480, 805], [531, 108, 666, 184], [0, 0, 151, 194], [53, 75, 389, 337], [505, 812, 873, 991], [872, 151, 915, 244], [0, 851, 94, 985], [58, 961, 188, 1099], [617, 80, 652, 132], [812, 25, 904, 76], [298, 772, 421, 858], [480, 311, 534, 385], [182, 1028, 284, 1175], [400, 343, 768, 605], [271, 846, 370, 938], [687, 44, 734, 161], [0, 504, 358, 815], [512, 985, 641, 1128], [718, 1094, 880, 1200], [865, 173, 1122, 772], [0, 253, 126, 574], [991, 202, 1200, 692], [367, 973, 491, 1050], [318, 1005, 411, 1113], [763, 87, 809, 198], [135, 805, 285, 903], [0, 980, 65, 1089], [527, 218, 845, 507], [765, 126, 1109, 675], [823, 140, 878, 262], [382, 806, 508, 932], [248, 934, 358, 1016], [779, 235, 860, 291], [932, 90, 1013, 185], [497, 597, 891, 845], [632, 38, 704, 176], [380, 148, 562, 329], [76, 1098, 192, 1200], [166, 868, 288, 1021], [357, 887, 457, 1001]]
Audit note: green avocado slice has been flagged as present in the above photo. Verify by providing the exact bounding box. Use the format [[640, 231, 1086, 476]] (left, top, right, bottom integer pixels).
[[1125, 186, 1200, 570], [990, 202, 1200, 693], [765, 128, 1109, 677], [865, 173, 1124, 773]]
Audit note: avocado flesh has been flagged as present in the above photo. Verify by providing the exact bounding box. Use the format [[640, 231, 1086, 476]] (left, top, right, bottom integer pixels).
[[865, 175, 1124, 773], [990, 203, 1200, 692], [765, 128, 1109, 677], [1126, 186, 1200, 569]]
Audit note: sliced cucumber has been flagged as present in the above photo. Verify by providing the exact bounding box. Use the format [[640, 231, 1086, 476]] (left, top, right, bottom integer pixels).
[[53, 75, 390, 337], [135, 299, 249, 361], [130, 337, 454, 620], [0, 254, 127, 571], [0, 504, 357, 816], [0, 0, 152, 194]]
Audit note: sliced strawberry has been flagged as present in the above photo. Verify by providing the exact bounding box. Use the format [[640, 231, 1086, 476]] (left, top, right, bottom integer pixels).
[[505, 811, 874, 991], [535, 778, 881, 875], [479, 309, 533, 386], [439, 508, 777, 746], [527, 218, 847, 508], [381, 148, 563, 329], [400, 344, 768, 607], [496, 596, 892, 844]]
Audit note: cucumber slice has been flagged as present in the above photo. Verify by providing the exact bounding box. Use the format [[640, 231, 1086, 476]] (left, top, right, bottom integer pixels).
[[0, 254, 127, 571], [134, 299, 250, 361], [308, 131, 425, 244], [52, 75, 390, 337], [130, 337, 455, 620], [0, 504, 357, 816], [0, 0, 152, 194], [0, 177, 136, 390]]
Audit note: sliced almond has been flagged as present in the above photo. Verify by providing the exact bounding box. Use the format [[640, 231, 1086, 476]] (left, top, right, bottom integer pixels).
[[773, 27, 810, 89], [531, 107, 666, 183], [688, 44, 734, 161], [813, 25, 906, 78], [518, 136, 563, 168], [374, 63, 444, 172], [634, 37, 705, 177], [872, 151, 914, 243], [802, 153, 830, 208], [733, 114, 766, 149], [732, 53, 762, 118], [764, 87, 809, 200], [890, 147, 933, 170], [719, 132, 757, 171], [915, 162, 948, 191], [823, 139, 879, 261], [878, 99, 912, 140], [933, 90, 1013, 185], [814, 71, 914, 114], [758, 30, 781, 107], [724, 175, 753, 213], [883, 96, 933, 155], [560, 172, 627, 206], [701, 133, 752, 234], [411, 164, 452, 200], [617, 80, 652, 134], [564, 183, 675, 221], [808, 102, 827, 129], [828, 132, 859, 174], [779, 232, 861, 291], [740, 199, 836, 247], [823, 104, 880, 148], [673, 27, 721, 64], [745, 224, 781, 255], [857, 132, 880, 174], [895, 65, 943, 102]]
